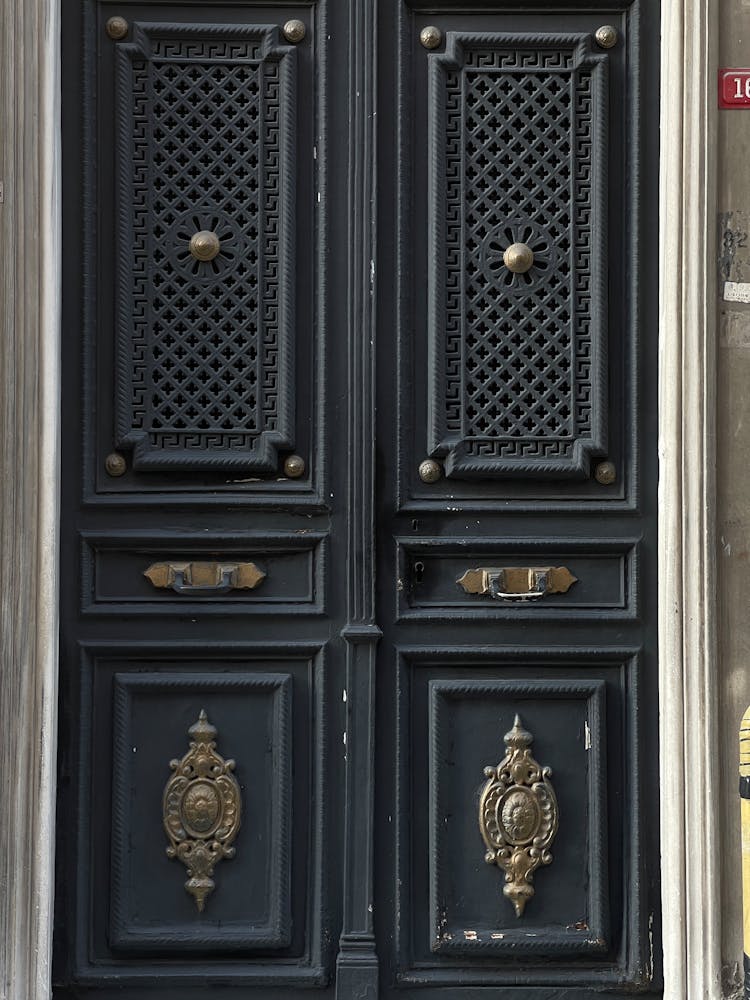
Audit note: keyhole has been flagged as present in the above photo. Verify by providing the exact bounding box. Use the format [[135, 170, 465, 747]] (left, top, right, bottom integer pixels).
[[414, 561, 425, 584]]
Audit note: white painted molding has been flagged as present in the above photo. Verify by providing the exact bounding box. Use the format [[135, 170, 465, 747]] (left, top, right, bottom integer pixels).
[[0, 0, 61, 993], [659, 0, 720, 994]]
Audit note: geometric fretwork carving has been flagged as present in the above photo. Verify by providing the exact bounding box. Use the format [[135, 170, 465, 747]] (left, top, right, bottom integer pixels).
[[427, 34, 609, 478], [115, 25, 296, 471]]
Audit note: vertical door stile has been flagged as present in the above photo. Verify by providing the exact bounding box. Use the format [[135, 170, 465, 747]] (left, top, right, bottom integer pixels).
[[336, 0, 380, 997]]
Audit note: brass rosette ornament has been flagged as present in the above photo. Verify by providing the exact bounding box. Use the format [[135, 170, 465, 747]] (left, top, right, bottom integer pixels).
[[479, 715, 558, 917], [163, 710, 241, 912]]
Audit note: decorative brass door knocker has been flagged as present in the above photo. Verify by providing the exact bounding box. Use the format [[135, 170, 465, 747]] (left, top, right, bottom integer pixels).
[[163, 710, 241, 912], [478, 715, 558, 917]]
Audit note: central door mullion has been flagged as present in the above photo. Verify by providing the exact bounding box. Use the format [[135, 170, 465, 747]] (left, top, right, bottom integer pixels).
[[335, 0, 380, 996]]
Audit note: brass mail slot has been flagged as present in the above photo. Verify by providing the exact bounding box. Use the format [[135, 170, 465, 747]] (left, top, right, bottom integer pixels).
[[144, 561, 266, 595], [456, 566, 577, 602]]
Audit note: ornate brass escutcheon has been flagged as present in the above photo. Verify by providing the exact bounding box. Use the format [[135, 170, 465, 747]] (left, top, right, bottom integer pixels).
[[457, 566, 577, 602], [163, 710, 241, 912], [144, 561, 266, 595], [479, 715, 559, 917]]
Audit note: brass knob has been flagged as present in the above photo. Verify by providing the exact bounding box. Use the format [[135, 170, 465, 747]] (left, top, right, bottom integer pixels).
[[105, 15, 129, 39], [595, 25, 618, 49], [503, 242, 535, 274], [594, 460, 616, 485], [189, 230, 221, 262], [105, 452, 127, 477], [420, 25, 442, 49], [282, 19, 306, 43], [418, 459, 442, 483], [284, 455, 306, 478]]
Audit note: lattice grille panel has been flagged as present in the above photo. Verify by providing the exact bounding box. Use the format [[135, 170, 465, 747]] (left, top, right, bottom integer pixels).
[[115, 25, 295, 471], [428, 34, 608, 478]]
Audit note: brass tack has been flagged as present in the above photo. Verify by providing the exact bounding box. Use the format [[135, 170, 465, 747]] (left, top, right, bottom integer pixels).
[[105, 452, 127, 477], [420, 25, 442, 50], [284, 454, 306, 478], [282, 19, 306, 44], [594, 460, 616, 485], [105, 16, 129, 40], [418, 459, 442, 483]]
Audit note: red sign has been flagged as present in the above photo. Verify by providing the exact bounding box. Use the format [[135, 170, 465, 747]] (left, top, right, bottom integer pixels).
[[719, 69, 750, 107]]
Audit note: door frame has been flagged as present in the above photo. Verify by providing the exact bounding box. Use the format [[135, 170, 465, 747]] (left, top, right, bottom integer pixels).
[[0, 0, 719, 995]]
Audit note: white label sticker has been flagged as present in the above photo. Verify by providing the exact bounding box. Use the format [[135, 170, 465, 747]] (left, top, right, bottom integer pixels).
[[724, 280, 750, 303]]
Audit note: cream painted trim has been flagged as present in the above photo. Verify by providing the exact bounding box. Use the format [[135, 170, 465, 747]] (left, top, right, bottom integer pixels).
[[0, 0, 719, 995], [658, 0, 720, 994], [0, 0, 61, 994]]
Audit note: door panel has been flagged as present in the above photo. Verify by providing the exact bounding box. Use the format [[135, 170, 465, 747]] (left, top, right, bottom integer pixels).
[[376, 0, 659, 996], [112, 20, 298, 473], [56, 0, 660, 997], [64, 645, 329, 987], [397, 538, 638, 618], [394, 7, 640, 506], [80, 531, 327, 615], [83, 0, 320, 503], [426, 30, 609, 480], [109, 670, 294, 953], [388, 653, 645, 987], [427, 677, 610, 961], [57, 0, 337, 993]]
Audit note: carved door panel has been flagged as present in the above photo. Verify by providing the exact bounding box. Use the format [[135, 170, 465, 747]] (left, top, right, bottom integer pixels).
[[55, 0, 660, 998], [56, 3, 338, 994], [373, 2, 661, 998]]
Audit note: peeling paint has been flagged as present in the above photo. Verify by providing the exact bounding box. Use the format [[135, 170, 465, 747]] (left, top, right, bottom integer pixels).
[[463, 929, 478, 941], [719, 211, 750, 281], [722, 961, 743, 1000], [435, 906, 449, 945], [584, 720, 591, 750]]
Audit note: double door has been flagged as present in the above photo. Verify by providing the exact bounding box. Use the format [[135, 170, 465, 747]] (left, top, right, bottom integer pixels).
[[55, 1, 661, 997]]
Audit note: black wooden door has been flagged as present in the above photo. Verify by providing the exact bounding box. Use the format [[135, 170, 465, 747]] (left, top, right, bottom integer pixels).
[[55, 0, 660, 997]]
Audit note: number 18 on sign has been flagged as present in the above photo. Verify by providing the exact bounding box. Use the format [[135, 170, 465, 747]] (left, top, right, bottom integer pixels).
[[719, 69, 750, 107]]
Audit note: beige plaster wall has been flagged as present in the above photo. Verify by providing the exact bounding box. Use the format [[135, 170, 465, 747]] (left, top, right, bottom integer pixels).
[[718, 14, 750, 996]]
